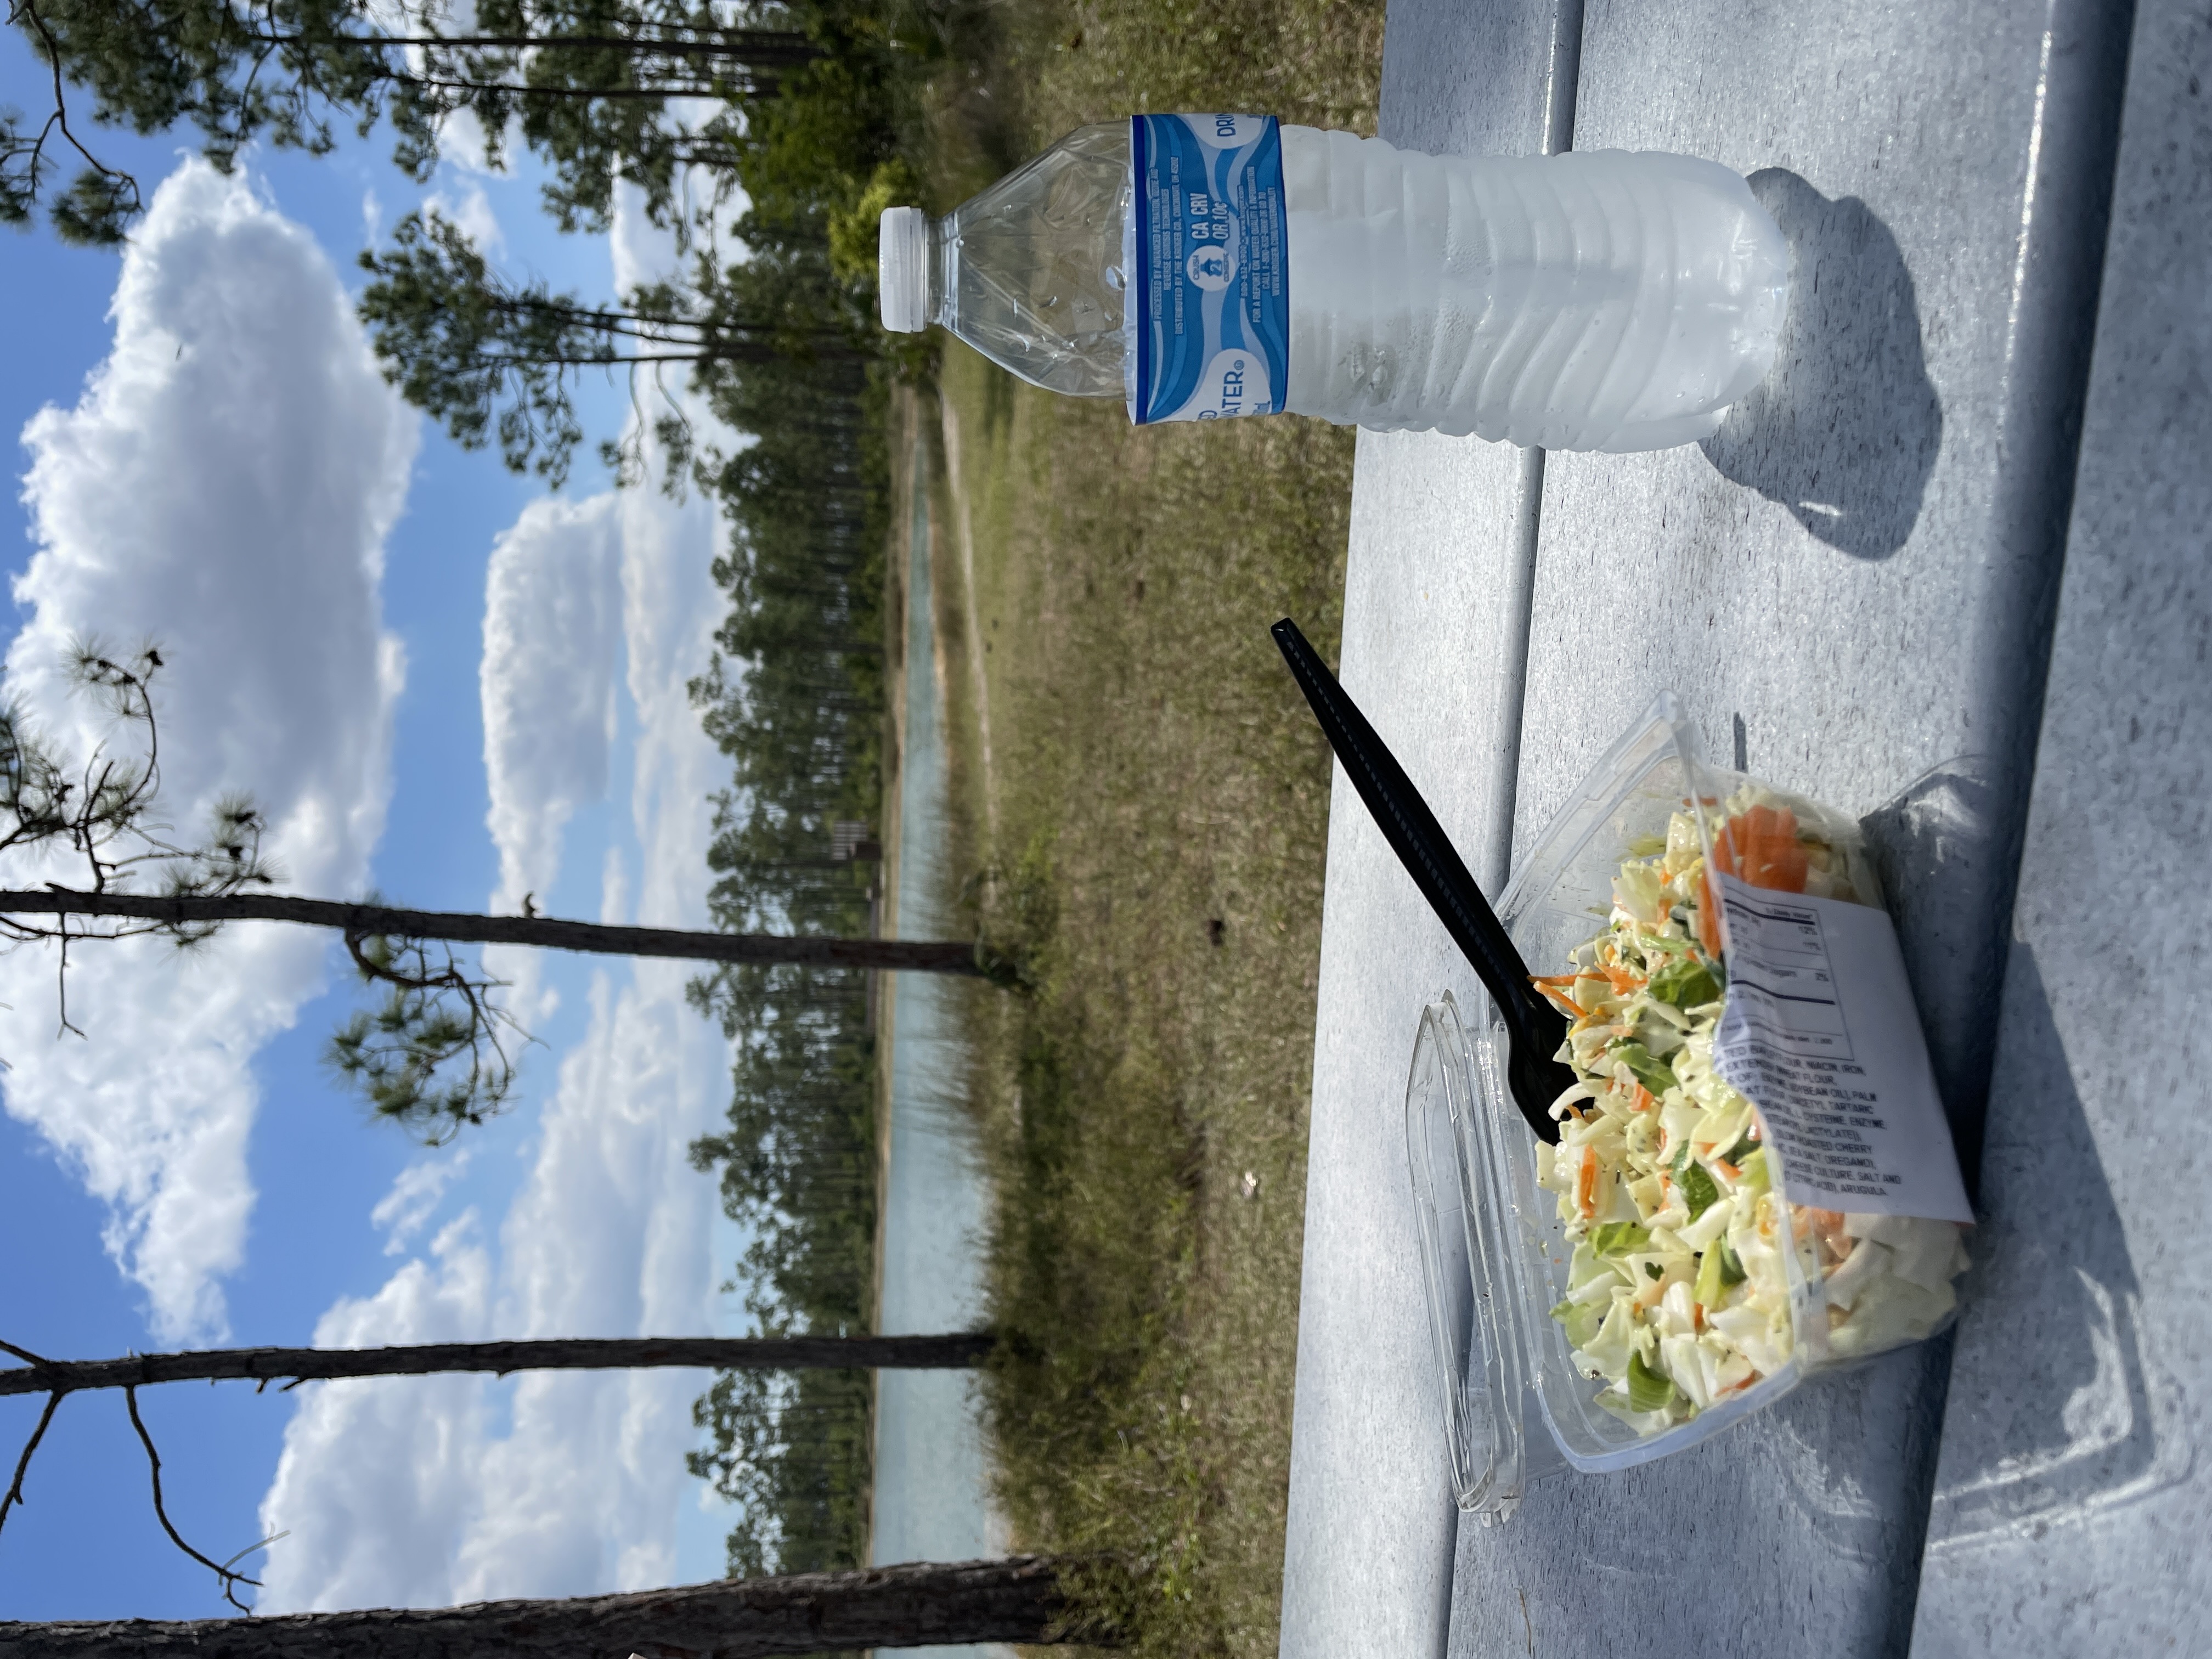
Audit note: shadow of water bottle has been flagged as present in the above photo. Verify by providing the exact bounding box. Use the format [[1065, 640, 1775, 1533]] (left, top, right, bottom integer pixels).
[[1699, 169, 1943, 561]]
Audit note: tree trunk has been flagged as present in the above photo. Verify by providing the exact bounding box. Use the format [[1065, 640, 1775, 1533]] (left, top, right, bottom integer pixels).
[[0, 891, 979, 976], [375, 72, 742, 98], [0, 1556, 1115, 1657], [259, 29, 822, 66], [0, 1334, 994, 1400]]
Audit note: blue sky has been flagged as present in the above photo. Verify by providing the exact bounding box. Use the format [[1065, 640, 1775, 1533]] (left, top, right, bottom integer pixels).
[[0, 31, 747, 1618]]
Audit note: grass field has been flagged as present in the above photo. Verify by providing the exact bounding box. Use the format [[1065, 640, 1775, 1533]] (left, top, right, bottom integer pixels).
[[904, 6, 1389, 1652]]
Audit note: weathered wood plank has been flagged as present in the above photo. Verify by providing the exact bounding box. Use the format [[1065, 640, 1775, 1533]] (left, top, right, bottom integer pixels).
[[1444, 0, 2135, 1654], [1910, 0, 2212, 1647], [1276, 6, 1579, 1657]]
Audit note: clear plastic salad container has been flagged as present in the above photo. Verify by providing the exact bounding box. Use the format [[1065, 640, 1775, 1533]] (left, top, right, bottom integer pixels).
[[1408, 693, 1973, 1507]]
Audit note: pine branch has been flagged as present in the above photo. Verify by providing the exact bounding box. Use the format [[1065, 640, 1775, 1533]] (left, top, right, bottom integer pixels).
[[7, 0, 142, 243], [123, 1386, 258, 1613], [0, 1391, 60, 1539]]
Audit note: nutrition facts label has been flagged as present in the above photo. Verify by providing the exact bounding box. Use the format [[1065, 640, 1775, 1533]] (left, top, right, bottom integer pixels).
[[1711, 875, 1974, 1223]]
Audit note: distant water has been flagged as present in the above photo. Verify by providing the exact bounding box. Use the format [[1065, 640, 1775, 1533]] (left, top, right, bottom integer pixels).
[[870, 438, 1007, 1658]]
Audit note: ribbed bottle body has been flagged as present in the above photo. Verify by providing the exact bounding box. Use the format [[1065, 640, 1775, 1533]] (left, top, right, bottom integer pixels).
[[1279, 128, 1788, 450]]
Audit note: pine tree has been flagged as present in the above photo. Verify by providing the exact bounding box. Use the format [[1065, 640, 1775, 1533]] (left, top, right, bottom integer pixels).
[[2, 0, 818, 245], [355, 209, 861, 485]]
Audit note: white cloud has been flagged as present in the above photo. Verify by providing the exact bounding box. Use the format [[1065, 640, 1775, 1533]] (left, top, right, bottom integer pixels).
[[257, 961, 729, 1610], [259, 381, 732, 1609], [601, 844, 631, 926], [608, 142, 752, 296], [424, 180, 505, 258], [252, 1215, 497, 1609], [481, 490, 622, 912], [614, 467, 726, 932], [371, 1150, 475, 1256], [3, 159, 414, 1342], [452, 956, 727, 1604]]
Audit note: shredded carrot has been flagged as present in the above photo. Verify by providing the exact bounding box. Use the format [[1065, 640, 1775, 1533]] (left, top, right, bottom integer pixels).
[[1529, 972, 1581, 986], [1632, 1084, 1657, 1113], [1539, 986, 1586, 1019], [1699, 805, 1810, 953], [1600, 964, 1643, 993], [1718, 805, 1809, 893], [1575, 1148, 1598, 1219]]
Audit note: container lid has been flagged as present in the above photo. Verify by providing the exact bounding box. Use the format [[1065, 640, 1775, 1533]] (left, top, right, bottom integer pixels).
[[878, 206, 931, 333], [1406, 991, 1530, 1521]]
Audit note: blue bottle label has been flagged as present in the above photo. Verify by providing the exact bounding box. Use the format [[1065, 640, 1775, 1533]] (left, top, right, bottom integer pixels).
[[1129, 114, 1289, 425]]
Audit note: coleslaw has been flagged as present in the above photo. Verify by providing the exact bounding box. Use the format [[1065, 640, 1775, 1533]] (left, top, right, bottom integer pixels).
[[1532, 785, 1971, 1433]]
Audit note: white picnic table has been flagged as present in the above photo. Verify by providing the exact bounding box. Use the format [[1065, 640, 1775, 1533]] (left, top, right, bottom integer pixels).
[[1278, 0, 2210, 1653]]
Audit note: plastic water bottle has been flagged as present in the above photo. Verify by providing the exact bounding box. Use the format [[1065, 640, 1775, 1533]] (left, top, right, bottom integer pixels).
[[877, 117, 1790, 452]]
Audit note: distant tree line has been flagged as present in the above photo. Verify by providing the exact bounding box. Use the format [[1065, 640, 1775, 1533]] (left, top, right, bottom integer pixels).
[[665, 4, 916, 1595], [680, 296, 895, 1595], [303, 0, 917, 1584]]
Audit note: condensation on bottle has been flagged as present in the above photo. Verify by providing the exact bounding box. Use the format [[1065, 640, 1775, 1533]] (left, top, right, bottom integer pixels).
[[876, 119, 1790, 452]]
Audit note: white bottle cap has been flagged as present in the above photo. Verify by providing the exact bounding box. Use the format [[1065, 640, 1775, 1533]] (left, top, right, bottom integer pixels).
[[878, 206, 932, 333]]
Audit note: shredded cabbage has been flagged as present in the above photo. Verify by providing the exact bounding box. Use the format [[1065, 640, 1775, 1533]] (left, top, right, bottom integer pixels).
[[1535, 789, 1971, 1430]]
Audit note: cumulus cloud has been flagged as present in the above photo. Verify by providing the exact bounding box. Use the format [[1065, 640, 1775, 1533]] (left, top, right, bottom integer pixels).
[[258, 967, 728, 1610], [371, 1150, 476, 1256], [423, 180, 505, 258], [252, 1215, 497, 1609], [455, 957, 726, 1602], [601, 844, 631, 927], [3, 159, 413, 1342], [258, 399, 731, 1609], [481, 491, 622, 912]]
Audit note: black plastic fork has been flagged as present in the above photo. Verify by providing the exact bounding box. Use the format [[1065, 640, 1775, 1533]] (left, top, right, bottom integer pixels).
[[1272, 617, 1577, 1144]]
